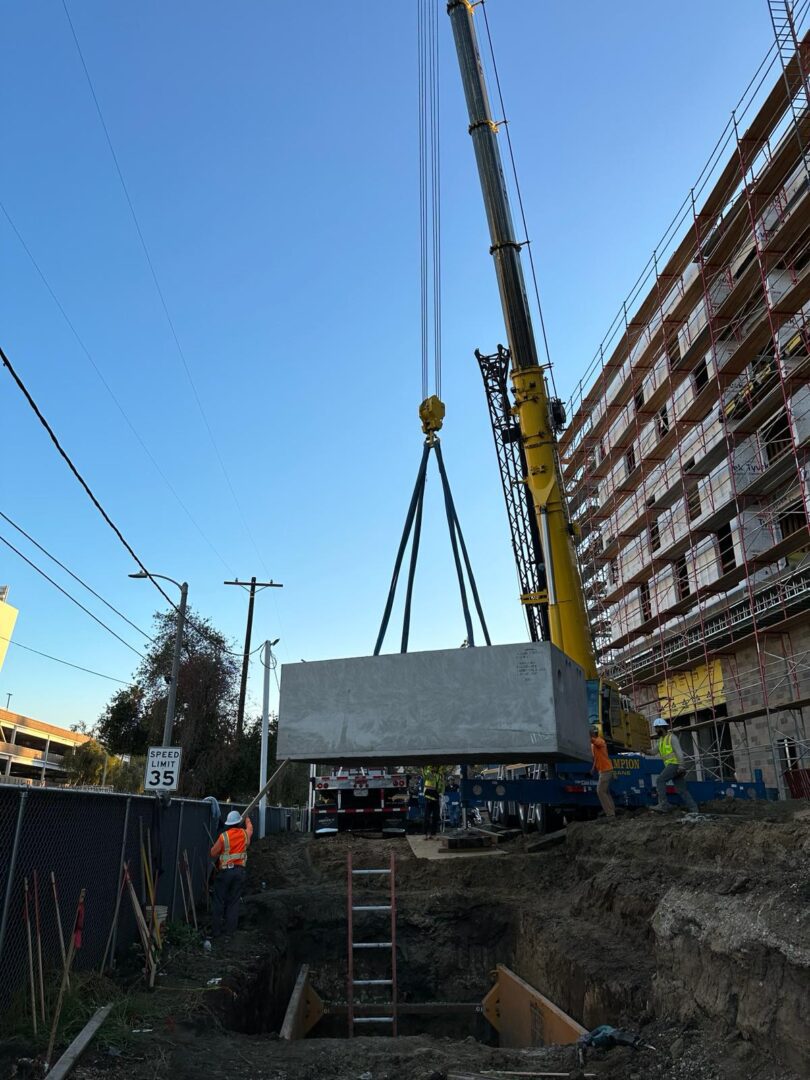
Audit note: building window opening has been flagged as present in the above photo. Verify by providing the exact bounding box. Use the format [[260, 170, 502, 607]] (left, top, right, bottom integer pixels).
[[763, 411, 792, 465], [716, 522, 736, 574], [675, 554, 691, 600], [639, 580, 652, 622], [687, 484, 703, 521], [656, 405, 669, 438], [692, 357, 709, 392], [634, 386, 645, 412], [649, 519, 661, 551], [625, 445, 637, 477]]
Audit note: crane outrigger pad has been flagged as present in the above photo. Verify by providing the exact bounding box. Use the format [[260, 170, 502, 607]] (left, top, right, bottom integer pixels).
[[277, 642, 589, 765]]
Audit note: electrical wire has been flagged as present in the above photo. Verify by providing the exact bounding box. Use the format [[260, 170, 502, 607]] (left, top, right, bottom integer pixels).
[[0, 342, 174, 610], [0, 510, 152, 640], [0, 531, 145, 658], [59, 0, 272, 582], [0, 202, 235, 576], [0, 634, 133, 685]]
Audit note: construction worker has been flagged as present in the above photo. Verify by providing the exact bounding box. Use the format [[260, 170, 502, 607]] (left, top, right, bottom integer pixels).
[[590, 724, 616, 820], [651, 717, 699, 814], [209, 809, 253, 937], [421, 764, 445, 839]]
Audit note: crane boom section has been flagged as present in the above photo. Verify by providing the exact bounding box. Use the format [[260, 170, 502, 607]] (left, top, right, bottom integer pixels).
[[447, 0, 596, 677]]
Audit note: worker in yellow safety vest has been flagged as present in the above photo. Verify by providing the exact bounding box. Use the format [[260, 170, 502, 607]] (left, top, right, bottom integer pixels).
[[650, 717, 698, 814], [209, 809, 254, 938], [421, 765, 445, 840]]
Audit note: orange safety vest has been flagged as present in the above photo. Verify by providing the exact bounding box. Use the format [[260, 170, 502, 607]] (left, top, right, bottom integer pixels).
[[217, 827, 249, 871]]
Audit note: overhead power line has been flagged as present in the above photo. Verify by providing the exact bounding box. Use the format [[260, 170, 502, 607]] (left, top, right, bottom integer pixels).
[[0, 531, 145, 659], [0, 509, 151, 640], [0, 201, 234, 575], [0, 341, 174, 610], [0, 634, 132, 685], [60, 0, 272, 581]]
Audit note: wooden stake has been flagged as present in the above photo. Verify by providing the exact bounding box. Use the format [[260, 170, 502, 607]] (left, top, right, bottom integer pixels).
[[24, 878, 37, 1036], [46, 887, 85, 1066], [33, 870, 46, 1024], [138, 817, 146, 904], [140, 838, 161, 950], [50, 871, 69, 989], [183, 850, 198, 931], [99, 867, 127, 975], [177, 857, 189, 924], [146, 827, 154, 903], [124, 866, 156, 987]]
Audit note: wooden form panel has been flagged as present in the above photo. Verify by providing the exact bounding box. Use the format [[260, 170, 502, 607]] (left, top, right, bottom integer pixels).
[[482, 964, 587, 1049]]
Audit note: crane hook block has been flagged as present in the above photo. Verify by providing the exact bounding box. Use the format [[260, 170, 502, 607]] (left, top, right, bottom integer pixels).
[[419, 395, 446, 437]]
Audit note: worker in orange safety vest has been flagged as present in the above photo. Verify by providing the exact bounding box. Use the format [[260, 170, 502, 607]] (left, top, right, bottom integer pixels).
[[209, 809, 253, 938]]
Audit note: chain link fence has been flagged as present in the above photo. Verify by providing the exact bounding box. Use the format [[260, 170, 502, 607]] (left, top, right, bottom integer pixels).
[[0, 785, 300, 1015]]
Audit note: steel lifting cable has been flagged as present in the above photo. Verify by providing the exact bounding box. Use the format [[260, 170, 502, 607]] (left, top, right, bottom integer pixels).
[[418, 0, 442, 401]]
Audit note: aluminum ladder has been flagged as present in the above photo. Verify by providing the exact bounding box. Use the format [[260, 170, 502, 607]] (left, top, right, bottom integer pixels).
[[347, 851, 398, 1036]]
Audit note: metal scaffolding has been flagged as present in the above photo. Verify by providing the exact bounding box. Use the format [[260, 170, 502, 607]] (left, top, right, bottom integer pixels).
[[562, 8, 810, 790]]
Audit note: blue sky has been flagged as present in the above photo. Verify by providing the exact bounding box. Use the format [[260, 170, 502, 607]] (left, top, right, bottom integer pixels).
[[1, 0, 777, 731]]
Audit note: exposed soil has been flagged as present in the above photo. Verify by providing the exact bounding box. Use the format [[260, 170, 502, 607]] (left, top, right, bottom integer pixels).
[[7, 803, 809, 1080]]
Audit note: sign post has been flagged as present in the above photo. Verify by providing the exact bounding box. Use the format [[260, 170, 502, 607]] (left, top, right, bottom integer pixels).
[[144, 747, 182, 792]]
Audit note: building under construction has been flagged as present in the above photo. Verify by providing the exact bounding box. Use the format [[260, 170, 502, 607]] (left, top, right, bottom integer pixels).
[[563, 15, 810, 793]]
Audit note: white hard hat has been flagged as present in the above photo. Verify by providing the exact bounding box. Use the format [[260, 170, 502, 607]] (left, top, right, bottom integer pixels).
[[225, 810, 243, 826], [653, 717, 668, 728]]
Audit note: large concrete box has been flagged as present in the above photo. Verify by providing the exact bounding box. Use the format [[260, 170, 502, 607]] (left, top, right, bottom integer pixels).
[[277, 642, 589, 765]]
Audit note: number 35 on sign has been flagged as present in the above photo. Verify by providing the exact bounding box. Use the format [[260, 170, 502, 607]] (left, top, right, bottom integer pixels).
[[145, 746, 182, 791]]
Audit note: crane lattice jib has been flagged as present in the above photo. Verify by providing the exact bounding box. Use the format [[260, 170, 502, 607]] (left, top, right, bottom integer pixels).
[[447, 0, 595, 676]]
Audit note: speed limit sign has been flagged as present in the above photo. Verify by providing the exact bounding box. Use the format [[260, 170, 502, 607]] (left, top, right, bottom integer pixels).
[[145, 746, 182, 791]]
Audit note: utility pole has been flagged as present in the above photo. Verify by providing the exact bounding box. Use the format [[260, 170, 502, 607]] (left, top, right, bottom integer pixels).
[[259, 638, 279, 840], [224, 577, 283, 739], [4, 692, 11, 711]]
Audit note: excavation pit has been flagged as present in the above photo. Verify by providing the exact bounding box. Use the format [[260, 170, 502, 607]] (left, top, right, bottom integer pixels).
[[226, 889, 512, 1042]]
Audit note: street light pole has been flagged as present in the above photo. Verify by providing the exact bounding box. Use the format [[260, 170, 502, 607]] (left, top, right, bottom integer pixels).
[[163, 582, 188, 746], [129, 571, 188, 747]]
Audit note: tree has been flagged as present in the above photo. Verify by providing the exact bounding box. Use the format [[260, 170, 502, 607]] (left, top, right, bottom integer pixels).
[[96, 607, 244, 798], [108, 755, 145, 794], [97, 686, 146, 756], [63, 739, 107, 786]]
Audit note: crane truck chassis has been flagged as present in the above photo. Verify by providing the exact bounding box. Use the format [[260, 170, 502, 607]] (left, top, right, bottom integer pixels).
[[462, 756, 777, 833]]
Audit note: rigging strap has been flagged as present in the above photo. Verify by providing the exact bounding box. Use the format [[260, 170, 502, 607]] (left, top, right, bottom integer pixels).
[[374, 438, 491, 656]]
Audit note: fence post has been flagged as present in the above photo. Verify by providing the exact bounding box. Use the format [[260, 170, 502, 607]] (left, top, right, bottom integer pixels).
[[0, 789, 28, 960], [107, 797, 132, 970], [170, 802, 185, 920]]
